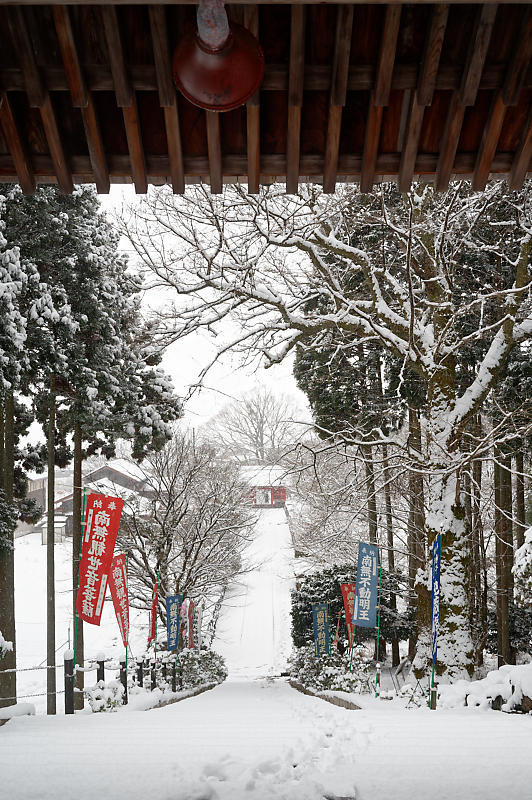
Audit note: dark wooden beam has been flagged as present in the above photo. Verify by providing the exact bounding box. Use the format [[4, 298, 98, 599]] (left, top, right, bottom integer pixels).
[[149, 5, 175, 108], [206, 111, 222, 194], [435, 90, 466, 191], [1, 1, 520, 6], [508, 106, 532, 190], [374, 4, 402, 107], [101, 5, 133, 107], [417, 4, 449, 106], [81, 94, 110, 194], [286, 4, 305, 194], [40, 93, 73, 193], [52, 5, 88, 108], [398, 90, 425, 192], [360, 94, 384, 193], [459, 4, 498, 106], [163, 104, 184, 194], [6, 6, 45, 107], [472, 90, 507, 190], [245, 4, 260, 194], [122, 97, 147, 193], [502, 7, 532, 106], [0, 91, 36, 194], [323, 4, 353, 194]]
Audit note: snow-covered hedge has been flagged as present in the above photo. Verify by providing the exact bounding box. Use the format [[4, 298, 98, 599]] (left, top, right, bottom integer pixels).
[[514, 525, 532, 608], [0, 629, 13, 660], [85, 679, 125, 713], [174, 648, 227, 690], [438, 663, 532, 713], [289, 644, 371, 693]]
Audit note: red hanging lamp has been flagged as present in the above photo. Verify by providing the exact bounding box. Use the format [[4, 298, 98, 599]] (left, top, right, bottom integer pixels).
[[172, 0, 264, 112]]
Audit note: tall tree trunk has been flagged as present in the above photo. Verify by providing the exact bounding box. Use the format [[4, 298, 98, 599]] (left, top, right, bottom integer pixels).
[[471, 416, 485, 666], [501, 450, 514, 665], [408, 406, 426, 662], [382, 443, 400, 667], [514, 446, 526, 551], [494, 447, 514, 667], [47, 379, 56, 714], [362, 444, 378, 544], [72, 421, 84, 709], [0, 392, 16, 707]]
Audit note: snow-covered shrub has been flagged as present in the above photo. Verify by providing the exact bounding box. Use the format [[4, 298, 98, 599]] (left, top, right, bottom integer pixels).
[[514, 526, 532, 609], [175, 648, 227, 691], [438, 663, 532, 713], [85, 679, 124, 712], [0, 629, 13, 660], [289, 644, 372, 693]]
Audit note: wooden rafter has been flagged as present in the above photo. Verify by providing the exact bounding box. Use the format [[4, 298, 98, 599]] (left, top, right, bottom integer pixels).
[[101, 5, 133, 108], [206, 111, 222, 194], [360, 96, 384, 193], [323, 4, 353, 193], [52, 6, 88, 108], [472, 90, 507, 191], [459, 4, 498, 106], [374, 4, 402, 107], [0, 91, 36, 194], [123, 97, 148, 193], [508, 106, 532, 190], [502, 7, 532, 106], [417, 3, 449, 106], [245, 4, 260, 194], [398, 90, 425, 192], [286, 5, 305, 194]]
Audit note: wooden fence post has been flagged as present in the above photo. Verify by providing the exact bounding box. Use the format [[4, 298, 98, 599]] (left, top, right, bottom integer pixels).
[[151, 661, 156, 691], [64, 650, 74, 715], [136, 660, 143, 688], [96, 653, 105, 684], [120, 656, 128, 705]]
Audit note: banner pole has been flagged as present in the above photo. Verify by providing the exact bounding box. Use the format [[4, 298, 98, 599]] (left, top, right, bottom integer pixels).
[[375, 546, 383, 698], [154, 571, 159, 663], [125, 549, 129, 676], [73, 489, 86, 672]]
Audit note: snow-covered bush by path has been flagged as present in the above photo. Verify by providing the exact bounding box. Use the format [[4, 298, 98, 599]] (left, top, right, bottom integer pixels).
[[175, 648, 227, 690], [0, 628, 13, 660], [514, 525, 532, 608], [438, 663, 532, 713], [289, 644, 371, 693], [85, 679, 125, 712]]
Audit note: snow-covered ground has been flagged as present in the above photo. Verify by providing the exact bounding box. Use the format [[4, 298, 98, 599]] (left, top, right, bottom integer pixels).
[[213, 508, 294, 678], [4, 508, 532, 799]]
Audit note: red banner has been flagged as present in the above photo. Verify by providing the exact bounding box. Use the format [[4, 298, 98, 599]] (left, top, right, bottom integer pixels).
[[341, 583, 356, 648], [76, 494, 124, 626], [188, 600, 195, 648], [108, 554, 129, 647], [148, 576, 158, 643]]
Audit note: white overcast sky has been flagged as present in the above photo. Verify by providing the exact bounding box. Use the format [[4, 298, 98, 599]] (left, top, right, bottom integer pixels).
[[99, 186, 311, 429]]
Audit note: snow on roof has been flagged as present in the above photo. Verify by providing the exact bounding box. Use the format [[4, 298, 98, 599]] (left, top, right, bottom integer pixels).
[[239, 465, 289, 487]]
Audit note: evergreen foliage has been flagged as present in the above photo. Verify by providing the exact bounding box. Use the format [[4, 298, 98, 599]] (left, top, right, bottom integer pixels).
[[290, 565, 412, 650], [289, 643, 371, 693]]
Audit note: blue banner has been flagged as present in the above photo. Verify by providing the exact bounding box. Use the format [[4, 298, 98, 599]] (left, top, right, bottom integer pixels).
[[431, 536, 441, 667], [353, 542, 379, 628], [312, 602, 330, 657], [166, 594, 182, 650]]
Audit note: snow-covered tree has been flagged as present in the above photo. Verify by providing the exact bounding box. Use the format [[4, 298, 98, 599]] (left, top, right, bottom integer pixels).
[[202, 386, 305, 464], [118, 432, 255, 632], [124, 181, 532, 681]]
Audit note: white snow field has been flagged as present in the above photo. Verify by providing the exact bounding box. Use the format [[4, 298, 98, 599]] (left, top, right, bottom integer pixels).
[[3, 508, 532, 799]]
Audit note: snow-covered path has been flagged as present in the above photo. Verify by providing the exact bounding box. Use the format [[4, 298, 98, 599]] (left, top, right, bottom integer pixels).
[[2, 677, 532, 800], [213, 507, 294, 678]]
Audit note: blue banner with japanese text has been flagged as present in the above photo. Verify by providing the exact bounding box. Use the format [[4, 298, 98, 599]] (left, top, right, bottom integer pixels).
[[312, 602, 330, 657], [353, 542, 379, 628], [166, 594, 182, 651], [431, 535, 441, 668]]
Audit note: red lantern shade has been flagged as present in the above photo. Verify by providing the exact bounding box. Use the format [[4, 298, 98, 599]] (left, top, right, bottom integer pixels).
[[173, 22, 265, 112]]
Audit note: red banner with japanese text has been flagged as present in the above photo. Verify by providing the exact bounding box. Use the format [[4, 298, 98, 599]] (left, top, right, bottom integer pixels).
[[187, 600, 195, 648], [108, 553, 129, 647], [148, 575, 158, 643], [341, 583, 356, 648], [76, 494, 124, 626]]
